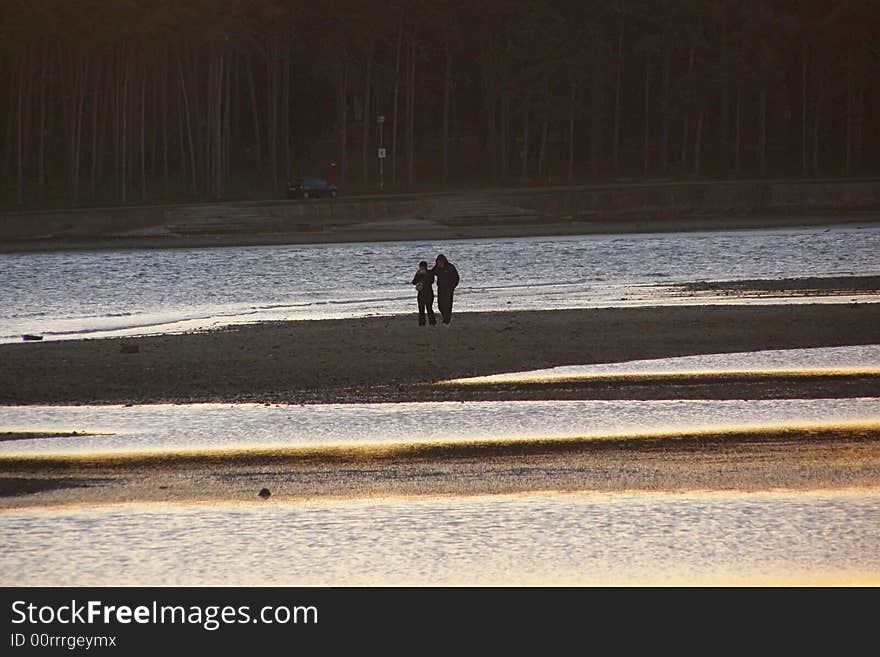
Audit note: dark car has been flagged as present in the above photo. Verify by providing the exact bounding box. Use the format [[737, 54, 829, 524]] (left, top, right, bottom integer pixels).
[[286, 176, 338, 199]]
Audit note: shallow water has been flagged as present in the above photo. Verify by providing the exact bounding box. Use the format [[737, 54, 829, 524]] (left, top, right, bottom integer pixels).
[[1, 397, 878, 456], [2, 344, 878, 455], [1, 490, 878, 585], [2, 224, 878, 343], [3, 342, 878, 587], [448, 344, 880, 383]]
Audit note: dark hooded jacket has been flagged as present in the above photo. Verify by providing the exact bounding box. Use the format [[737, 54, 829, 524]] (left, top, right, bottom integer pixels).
[[431, 255, 459, 291]]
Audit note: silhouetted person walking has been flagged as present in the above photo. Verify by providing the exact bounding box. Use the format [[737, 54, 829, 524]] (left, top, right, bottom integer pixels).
[[411, 260, 436, 326], [430, 254, 459, 324]]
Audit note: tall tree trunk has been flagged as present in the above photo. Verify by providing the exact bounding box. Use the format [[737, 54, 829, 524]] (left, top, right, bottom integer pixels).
[[2, 60, 12, 186], [2, 59, 16, 187], [361, 43, 374, 184], [538, 112, 549, 180], [91, 58, 102, 194], [442, 35, 452, 184], [216, 50, 227, 196], [642, 54, 650, 176], [853, 81, 864, 171], [246, 55, 262, 170], [480, 56, 498, 181], [719, 86, 729, 176], [37, 41, 48, 197], [97, 57, 114, 193], [801, 39, 808, 176], [161, 52, 169, 194], [758, 85, 767, 176], [733, 88, 741, 175], [335, 49, 348, 184], [406, 25, 417, 185], [113, 54, 120, 196], [499, 90, 509, 181], [207, 54, 216, 191], [659, 34, 671, 174], [224, 58, 233, 183], [121, 50, 129, 202], [268, 39, 279, 186], [811, 68, 824, 176], [64, 52, 76, 201], [23, 49, 34, 202], [280, 51, 290, 185], [140, 53, 147, 201], [612, 28, 623, 175], [589, 46, 603, 177], [177, 49, 197, 196], [845, 50, 854, 175], [679, 43, 695, 174], [74, 57, 89, 204], [693, 101, 704, 177], [520, 97, 530, 179], [537, 79, 550, 179], [16, 54, 25, 205], [18, 47, 39, 205], [718, 13, 729, 175], [568, 79, 576, 181], [228, 56, 238, 181], [148, 52, 158, 177], [391, 21, 402, 184], [176, 72, 187, 183]]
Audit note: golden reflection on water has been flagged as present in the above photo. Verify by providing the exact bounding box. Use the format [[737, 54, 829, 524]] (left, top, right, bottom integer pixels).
[[2, 488, 879, 586], [1, 419, 877, 466], [6, 484, 877, 510], [442, 366, 880, 385], [613, 571, 880, 587]]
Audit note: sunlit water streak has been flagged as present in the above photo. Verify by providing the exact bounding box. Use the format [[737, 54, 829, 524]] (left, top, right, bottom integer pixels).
[[1, 490, 878, 586], [1, 397, 878, 456], [446, 344, 880, 383], [2, 223, 878, 343]]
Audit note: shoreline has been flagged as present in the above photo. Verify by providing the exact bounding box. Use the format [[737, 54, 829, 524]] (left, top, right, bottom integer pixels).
[[2, 208, 879, 254]]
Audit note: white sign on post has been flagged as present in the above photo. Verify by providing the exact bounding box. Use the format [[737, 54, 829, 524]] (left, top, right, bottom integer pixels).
[[378, 148, 387, 159]]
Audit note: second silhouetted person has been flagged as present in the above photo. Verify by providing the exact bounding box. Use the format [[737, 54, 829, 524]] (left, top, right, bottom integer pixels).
[[430, 254, 459, 324]]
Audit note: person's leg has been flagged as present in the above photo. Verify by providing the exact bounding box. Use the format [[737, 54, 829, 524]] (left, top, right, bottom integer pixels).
[[436, 291, 446, 323], [426, 295, 436, 325], [438, 290, 452, 324], [418, 298, 426, 325]]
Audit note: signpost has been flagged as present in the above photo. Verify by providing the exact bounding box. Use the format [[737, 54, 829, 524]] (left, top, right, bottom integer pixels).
[[377, 115, 385, 191]]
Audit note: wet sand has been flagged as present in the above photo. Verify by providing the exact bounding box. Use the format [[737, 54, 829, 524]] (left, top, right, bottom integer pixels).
[[1, 294, 879, 508], [2, 302, 879, 406], [675, 275, 880, 296]]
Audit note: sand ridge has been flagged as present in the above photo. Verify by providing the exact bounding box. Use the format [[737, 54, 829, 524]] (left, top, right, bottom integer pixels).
[[2, 303, 879, 406]]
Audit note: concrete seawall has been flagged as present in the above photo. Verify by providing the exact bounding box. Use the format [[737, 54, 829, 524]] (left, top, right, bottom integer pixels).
[[2, 178, 880, 249]]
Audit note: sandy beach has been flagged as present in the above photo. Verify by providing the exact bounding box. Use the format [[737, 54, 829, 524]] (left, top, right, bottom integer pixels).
[[2, 287, 879, 508], [1, 300, 878, 406]]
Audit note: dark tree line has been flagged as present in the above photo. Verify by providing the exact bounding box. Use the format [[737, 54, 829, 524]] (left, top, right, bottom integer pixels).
[[2, 0, 879, 208]]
